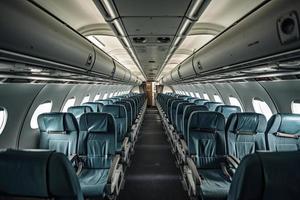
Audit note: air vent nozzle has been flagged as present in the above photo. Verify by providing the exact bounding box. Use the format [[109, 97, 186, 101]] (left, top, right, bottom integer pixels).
[[133, 37, 147, 44], [157, 37, 171, 43]]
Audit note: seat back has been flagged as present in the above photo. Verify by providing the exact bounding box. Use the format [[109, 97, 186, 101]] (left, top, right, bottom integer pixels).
[[194, 99, 208, 105], [83, 102, 104, 112], [0, 149, 83, 200], [102, 104, 128, 144], [170, 100, 188, 127], [265, 114, 300, 152], [78, 113, 116, 169], [204, 101, 223, 111], [215, 105, 241, 120], [187, 111, 226, 168], [175, 102, 194, 134], [228, 151, 300, 200], [96, 99, 113, 105], [67, 105, 93, 122], [38, 112, 78, 156], [182, 105, 208, 140], [226, 113, 267, 160], [115, 101, 132, 130]]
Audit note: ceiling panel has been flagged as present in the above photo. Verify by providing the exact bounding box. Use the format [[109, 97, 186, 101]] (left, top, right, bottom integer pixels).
[[113, 0, 192, 16], [122, 17, 182, 36]]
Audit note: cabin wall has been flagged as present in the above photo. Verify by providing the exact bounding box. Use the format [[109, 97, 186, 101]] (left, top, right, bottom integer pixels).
[[171, 80, 300, 115], [0, 83, 133, 149]]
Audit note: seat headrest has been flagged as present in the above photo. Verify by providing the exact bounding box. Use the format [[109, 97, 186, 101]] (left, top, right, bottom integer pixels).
[[67, 106, 93, 119], [215, 105, 241, 118], [171, 100, 188, 109], [83, 102, 104, 112], [38, 112, 78, 132], [204, 101, 223, 111], [194, 99, 208, 105], [96, 99, 113, 105], [79, 113, 115, 133], [177, 102, 194, 114], [266, 113, 300, 135], [227, 113, 267, 135], [0, 149, 83, 199], [183, 105, 208, 117], [188, 111, 225, 132], [102, 105, 126, 118], [228, 151, 300, 200]]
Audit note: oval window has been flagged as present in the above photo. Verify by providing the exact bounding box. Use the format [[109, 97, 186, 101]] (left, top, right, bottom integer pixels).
[[229, 96, 243, 111], [103, 93, 108, 99], [62, 97, 76, 112], [30, 101, 53, 129], [203, 93, 210, 100], [0, 107, 8, 135], [213, 95, 223, 103], [190, 92, 195, 97], [252, 97, 273, 120], [94, 94, 100, 102], [291, 100, 300, 114], [81, 95, 90, 104], [195, 93, 200, 98]]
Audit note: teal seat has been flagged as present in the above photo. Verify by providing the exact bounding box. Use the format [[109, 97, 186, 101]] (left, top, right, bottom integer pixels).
[[78, 113, 123, 198], [115, 101, 133, 131], [194, 99, 208, 105], [83, 102, 104, 112], [186, 111, 230, 200], [38, 112, 79, 157], [67, 105, 93, 122], [96, 99, 113, 105], [265, 113, 300, 152], [215, 105, 241, 120], [226, 113, 267, 160], [228, 151, 300, 200], [102, 105, 128, 151], [204, 101, 223, 111], [175, 102, 194, 134], [0, 149, 83, 200], [170, 100, 188, 128]]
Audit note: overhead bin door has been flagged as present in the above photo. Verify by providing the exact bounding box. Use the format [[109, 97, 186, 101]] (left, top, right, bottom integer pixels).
[[113, 61, 126, 81], [179, 56, 196, 79], [0, 1, 94, 71], [171, 68, 181, 82], [123, 70, 132, 82], [91, 47, 115, 78]]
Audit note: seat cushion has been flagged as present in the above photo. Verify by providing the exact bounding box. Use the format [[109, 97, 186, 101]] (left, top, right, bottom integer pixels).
[[78, 169, 109, 197], [198, 169, 230, 200]]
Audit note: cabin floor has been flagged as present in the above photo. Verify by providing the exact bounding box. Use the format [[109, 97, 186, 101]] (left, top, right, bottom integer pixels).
[[118, 107, 188, 200]]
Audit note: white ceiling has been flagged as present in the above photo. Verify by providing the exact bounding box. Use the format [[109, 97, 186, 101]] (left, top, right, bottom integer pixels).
[[33, 0, 265, 82]]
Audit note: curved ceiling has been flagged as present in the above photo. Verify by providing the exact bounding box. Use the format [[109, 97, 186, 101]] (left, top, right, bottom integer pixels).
[[33, 0, 265, 82]]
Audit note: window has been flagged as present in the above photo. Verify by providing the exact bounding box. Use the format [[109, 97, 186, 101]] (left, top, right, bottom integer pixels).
[[103, 93, 108, 99], [190, 92, 195, 97], [94, 94, 100, 102], [195, 93, 200, 98], [81, 95, 90, 104], [203, 93, 210, 100], [213, 95, 223, 103], [109, 93, 114, 98], [252, 98, 273, 120], [0, 107, 8, 135], [291, 100, 300, 114], [229, 96, 243, 111], [62, 97, 76, 112], [30, 101, 52, 129]]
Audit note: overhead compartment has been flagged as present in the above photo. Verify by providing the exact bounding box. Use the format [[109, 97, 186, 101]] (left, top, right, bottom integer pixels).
[[171, 67, 181, 82], [163, 0, 300, 84], [123, 70, 132, 82], [91, 47, 114, 78], [178, 56, 196, 79], [113, 61, 126, 81], [0, 1, 94, 72]]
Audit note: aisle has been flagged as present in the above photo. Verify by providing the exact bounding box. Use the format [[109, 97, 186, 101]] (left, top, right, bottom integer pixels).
[[118, 107, 188, 200]]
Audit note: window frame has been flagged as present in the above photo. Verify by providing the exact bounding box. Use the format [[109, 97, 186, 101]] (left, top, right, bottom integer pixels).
[[252, 97, 273, 120], [229, 96, 243, 111], [291, 100, 300, 114], [0, 107, 8, 135], [30, 101, 53, 129], [62, 97, 76, 112]]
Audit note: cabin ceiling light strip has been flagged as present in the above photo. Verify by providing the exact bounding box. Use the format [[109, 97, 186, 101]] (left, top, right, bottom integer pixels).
[[99, 0, 118, 20]]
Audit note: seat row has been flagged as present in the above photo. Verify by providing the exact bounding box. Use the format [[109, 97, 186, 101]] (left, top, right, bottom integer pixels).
[[157, 93, 300, 200], [0, 93, 147, 200]]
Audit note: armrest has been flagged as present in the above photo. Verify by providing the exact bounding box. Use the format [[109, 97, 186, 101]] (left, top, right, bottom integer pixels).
[[227, 155, 240, 167], [180, 139, 189, 154], [186, 157, 201, 185], [107, 155, 121, 184], [122, 137, 129, 150], [68, 154, 84, 175]]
